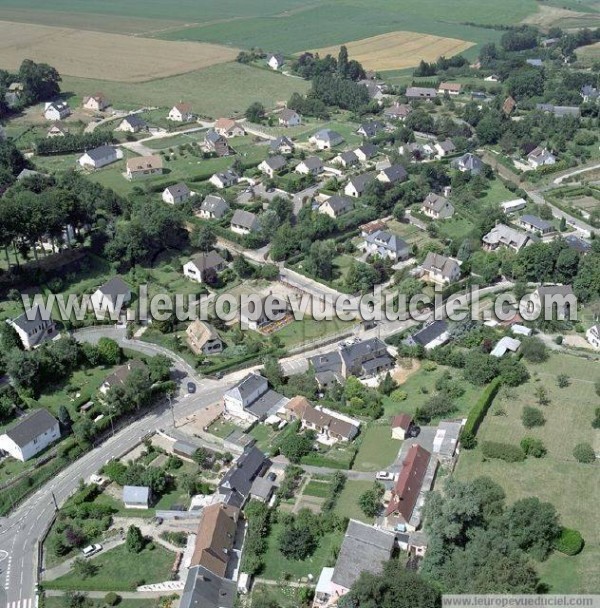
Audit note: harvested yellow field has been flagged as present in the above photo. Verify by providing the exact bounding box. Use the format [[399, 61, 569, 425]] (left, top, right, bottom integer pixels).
[[0, 21, 239, 82], [311, 31, 474, 71]]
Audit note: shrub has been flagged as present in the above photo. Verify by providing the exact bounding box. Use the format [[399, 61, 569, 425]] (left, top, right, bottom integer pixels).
[[573, 442, 596, 463], [460, 430, 477, 450], [553, 528, 584, 555], [463, 377, 502, 438], [104, 592, 120, 606], [520, 437, 547, 458], [556, 374, 570, 388], [522, 406, 545, 428], [390, 389, 408, 402], [554, 335, 563, 345], [422, 361, 438, 372], [481, 441, 526, 462], [520, 337, 548, 363], [592, 407, 600, 429]]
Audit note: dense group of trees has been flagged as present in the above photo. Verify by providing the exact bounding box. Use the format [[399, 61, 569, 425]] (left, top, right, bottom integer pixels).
[[34, 131, 114, 156]]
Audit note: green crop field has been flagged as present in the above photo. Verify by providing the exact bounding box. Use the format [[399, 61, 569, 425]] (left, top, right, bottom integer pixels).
[[456, 353, 600, 594]]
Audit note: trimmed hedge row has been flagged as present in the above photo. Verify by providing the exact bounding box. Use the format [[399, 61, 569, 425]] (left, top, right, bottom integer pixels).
[[463, 376, 502, 438], [481, 441, 526, 463], [553, 527, 584, 556]]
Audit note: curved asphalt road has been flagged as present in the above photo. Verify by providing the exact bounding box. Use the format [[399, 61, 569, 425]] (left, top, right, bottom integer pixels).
[[0, 281, 512, 606]]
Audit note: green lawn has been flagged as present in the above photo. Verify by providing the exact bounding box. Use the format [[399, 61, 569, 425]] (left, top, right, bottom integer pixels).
[[261, 521, 342, 581], [59, 63, 310, 119], [45, 598, 162, 608], [303, 479, 332, 498], [352, 424, 401, 472], [335, 479, 374, 524], [455, 353, 600, 594], [44, 543, 175, 591], [207, 419, 243, 440], [276, 316, 356, 347]]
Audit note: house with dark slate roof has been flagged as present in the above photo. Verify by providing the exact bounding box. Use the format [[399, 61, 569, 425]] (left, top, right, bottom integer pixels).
[[218, 445, 271, 507], [223, 373, 288, 423], [8, 306, 57, 350], [405, 320, 450, 350], [179, 565, 236, 608], [344, 172, 376, 197], [319, 195, 353, 219], [162, 182, 192, 205], [376, 164, 407, 185], [78, 145, 122, 170], [183, 251, 227, 284], [198, 194, 230, 220], [0, 409, 60, 461], [91, 277, 132, 317], [362, 230, 409, 262]]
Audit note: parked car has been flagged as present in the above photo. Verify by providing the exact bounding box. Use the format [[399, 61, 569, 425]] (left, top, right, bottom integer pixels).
[[407, 425, 421, 438], [82, 544, 102, 557], [187, 381, 196, 394], [375, 471, 395, 481], [266, 472, 277, 482]]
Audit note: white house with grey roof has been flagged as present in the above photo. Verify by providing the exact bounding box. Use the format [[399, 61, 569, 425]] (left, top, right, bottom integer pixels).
[[0, 409, 60, 461], [278, 108, 301, 127], [405, 86, 437, 101], [362, 230, 409, 262], [405, 320, 450, 350], [230, 209, 260, 235], [452, 152, 484, 175], [78, 145, 122, 170], [421, 192, 454, 219], [319, 195, 353, 219], [345, 172, 375, 197], [122, 485, 150, 509], [354, 143, 378, 163], [210, 169, 239, 189], [115, 114, 147, 133], [8, 306, 57, 350], [333, 150, 359, 169], [309, 129, 344, 150], [258, 155, 286, 178], [162, 182, 192, 205], [269, 136, 294, 154], [519, 215, 554, 235], [295, 156, 323, 176], [198, 194, 230, 220], [44, 101, 71, 121], [91, 277, 132, 317], [376, 164, 407, 185], [528, 147, 556, 169], [183, 251, 227, 283], [482, 223, 531, 252], [420, 252, 461, 284], [223, 373, 288, 423]]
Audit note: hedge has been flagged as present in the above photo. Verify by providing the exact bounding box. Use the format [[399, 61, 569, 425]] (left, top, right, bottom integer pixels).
[[481, 441, 526, 462], [463, 377, 502, 438], [553, 527, 584, 556]]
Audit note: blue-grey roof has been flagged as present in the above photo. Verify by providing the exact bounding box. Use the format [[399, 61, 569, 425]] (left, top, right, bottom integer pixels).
[[408, 320, 448, 346], [179, 566, 236, 608], [5, 409, 58, 447], [84, 145, 117, 162], [219, 446, 269, 500], [123, 485, 150, 504]]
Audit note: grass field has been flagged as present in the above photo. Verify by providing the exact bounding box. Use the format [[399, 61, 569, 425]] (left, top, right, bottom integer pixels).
[[45, 599, 158, 608], [44, 543, 175, 591], [0, 21, 238, 81], [335, 479, 374, 523], [455, 353, 600, 594], [60, 63, 310, 118], [352, 424, 401, 472], [313, 31, 474, 71], [275, 316, 356, 348]]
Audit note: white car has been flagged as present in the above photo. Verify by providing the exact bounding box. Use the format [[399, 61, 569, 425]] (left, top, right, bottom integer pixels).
[[376, 471, 395, 481], [82, 544, 102, 558]]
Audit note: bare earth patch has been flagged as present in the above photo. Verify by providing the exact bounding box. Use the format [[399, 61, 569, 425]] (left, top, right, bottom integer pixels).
[[521, 4, 591, 28], [311, 31, 474, 71], [391, 359, 421, 385], [0, 20, 239, 82]]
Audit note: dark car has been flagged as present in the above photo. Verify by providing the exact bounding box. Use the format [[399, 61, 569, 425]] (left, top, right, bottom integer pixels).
[[407, 425, 421, 438], [266, 472, 277, 482], [187, 381, 196, 394]]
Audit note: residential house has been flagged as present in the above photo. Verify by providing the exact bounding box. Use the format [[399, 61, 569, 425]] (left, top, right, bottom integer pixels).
[[7, 306, 56, 350], [78, 145, 122, 170], [485, 74, 501, 83], [502, 96, 517, 115], [354, 143, 379, 163], [249, 477, 276, 503], [362, 230, 409, 262], [269, 135, 294, 154], [214, 118, 245, 138], [115, 114, 147, 133], [586, 324, 600, 349], [333, 151, 359, 169], [528, 147, 556, 169], [357, 121, 385, 138], [452, 152, 484, 174], [183, 251, 227, 284], [258, 155, 286, 178], [384, 444, 433, 530], [218, 445, 271, 508], [319, 195, 353, 219], [190, 503, 240, 577], [210, 169, 239, 189], [82, 93, 109, 112], [122, 485, 150, 509], [421, 192, 454, 219], [168, 102, 194, 122], [384, 102, 411, 121], [295, 156, 323, 176], [309, 129, 344, 150], [91, 277, 132, 317], [490, 336, 521, 358], [47, 123, 69, 138], [267, 53, 284, 70], [339, 338, 395, 378], [519, 214, 554, 235], [564, 234, 592, 254], [391, 413, 413, 440], [198, 194, 230, 220], [360, 219, 386, 238], [204, 130, 232, 157], [162, 182, 192, 205], [399, 142, 434, 161], [126, 155, 163, 180], [0, 410, 60, 462], [434, 139, 456, 158], [530, 285, 576, 319], [278, 108, 301, 127], [376, 164, 407, 185], [405, 86, 438, 101], [313, 521, 395, 607], [230, 209, 260, 235], [535, 103, 580, 118], [283, 396, 360, 444], [404, 320, 450, 350], [345, 172, 375, 197], [581, 85, 599, 104], [360, 79, 387, 103], [239, 294, 289, 331], [179, 566, 236, 608], [186, 320, 223, 356], [224, 373, 288, 423], [420, 252, 461, 284], [438, 82, 462, 96], [44, 101, 71, 121], [99, 360, 146, 395], [482, 223, 531, 252]]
